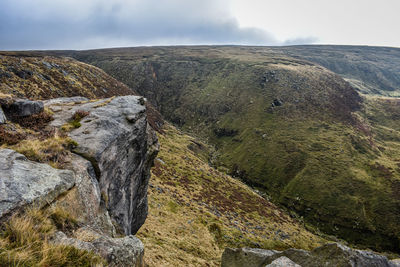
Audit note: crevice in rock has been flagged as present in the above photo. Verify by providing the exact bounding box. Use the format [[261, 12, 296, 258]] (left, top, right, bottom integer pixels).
[[72, 150, 101, 180]]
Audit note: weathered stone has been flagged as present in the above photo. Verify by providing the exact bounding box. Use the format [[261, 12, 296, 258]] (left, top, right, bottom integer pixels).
[[265, 256, 301, 267], [44, 96, 89, 106], [3, 99, 44, 117], [222, 243, 397, 267], [47, 96, 159, 235], [0, 149, 75, 220], [52, 227, 144, 267], [53, 154, 115, 236], [221, 248, 278, 267], [0, 107, 6, 124]]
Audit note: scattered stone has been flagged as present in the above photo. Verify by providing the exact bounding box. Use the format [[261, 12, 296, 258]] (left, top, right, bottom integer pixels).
[[0, 107, 6, 124], [12, 68, 33, 79], [156, 158, 166, 165], [222, 243, 397, 267], [0, 70, 12, 79], [271, 99, 283, 107], [42, 61, 53, 69], [0, 149, 75, 220]]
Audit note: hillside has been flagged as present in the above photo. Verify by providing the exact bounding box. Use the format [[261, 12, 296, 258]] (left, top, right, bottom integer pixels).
[[64, 46, 400, 252], [281, 45, 400, 96], [0, 53, 133, 99], [137, 124, 325, 266], [0, 54, 326, 266]]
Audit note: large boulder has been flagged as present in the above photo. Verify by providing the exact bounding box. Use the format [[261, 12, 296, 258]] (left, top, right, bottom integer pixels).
[[2, 99, 44, 117], [221, 243, 400, 267], [47, 96, 159, 235], [52, 227, 144, 267], [0, 149, 75, 220]]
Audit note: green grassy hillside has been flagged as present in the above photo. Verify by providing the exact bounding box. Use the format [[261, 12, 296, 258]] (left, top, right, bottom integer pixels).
[[138, 124, 325, 266], [69, 46, 400, 252]]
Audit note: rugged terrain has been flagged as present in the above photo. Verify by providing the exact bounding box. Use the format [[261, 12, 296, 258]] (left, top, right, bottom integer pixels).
[[55, 46, 400, 253], [0, 94, 158, 266], [0, 54, 326, 266]]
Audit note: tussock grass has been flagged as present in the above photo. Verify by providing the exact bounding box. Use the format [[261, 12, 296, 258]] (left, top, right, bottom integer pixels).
[[0, 208, 103, 267], [10, 134, 77, 168]]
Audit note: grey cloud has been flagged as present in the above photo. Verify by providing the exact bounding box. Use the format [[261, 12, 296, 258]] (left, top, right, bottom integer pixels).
[[0, 0, 313, 50]]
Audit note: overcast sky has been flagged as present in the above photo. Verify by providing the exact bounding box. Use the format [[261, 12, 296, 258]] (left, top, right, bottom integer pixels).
[[0, 0, 399, 50]]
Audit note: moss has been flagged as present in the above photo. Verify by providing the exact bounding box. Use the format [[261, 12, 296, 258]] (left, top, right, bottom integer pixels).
[[61, 110, 89, 132]]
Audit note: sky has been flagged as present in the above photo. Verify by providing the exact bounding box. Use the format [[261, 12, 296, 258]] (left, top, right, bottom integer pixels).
[[0, 0, 399, 50]]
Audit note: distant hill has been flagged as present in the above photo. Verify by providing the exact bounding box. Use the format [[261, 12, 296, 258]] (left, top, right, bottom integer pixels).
[[281, 45, 400, 96]]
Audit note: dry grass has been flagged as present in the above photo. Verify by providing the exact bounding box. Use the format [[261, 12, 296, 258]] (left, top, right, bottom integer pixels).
[[0, 208, 103, 267], [10, 134, 77, 168]]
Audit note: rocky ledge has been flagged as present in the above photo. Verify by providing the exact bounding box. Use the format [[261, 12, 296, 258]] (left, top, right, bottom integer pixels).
[[222, 243, 400, 267], [0, 95, 159, 266]]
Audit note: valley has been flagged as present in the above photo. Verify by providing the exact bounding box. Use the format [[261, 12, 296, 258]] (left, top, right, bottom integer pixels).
[[1, 45, 400, 265]]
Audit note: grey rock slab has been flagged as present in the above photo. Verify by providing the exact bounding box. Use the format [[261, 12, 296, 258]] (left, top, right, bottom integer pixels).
[[221, 247, 279, 267], [265, 256, 301, 267], [44, 96, 89, 106], [0, 149, 75, 220]]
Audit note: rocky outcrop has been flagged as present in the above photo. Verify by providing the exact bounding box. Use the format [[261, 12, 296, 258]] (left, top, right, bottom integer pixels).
[[47, 95, 159, 235], [0, 149, 75, 219], [0, 95, 158, 266], [222, 243, 400, 267]]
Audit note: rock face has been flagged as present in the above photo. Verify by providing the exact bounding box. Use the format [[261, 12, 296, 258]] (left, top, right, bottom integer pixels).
[[47, 96, 159, 235], [0, 149, 75, 219], [221, 243, 400, 267], [2, 99, 44, 117]]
